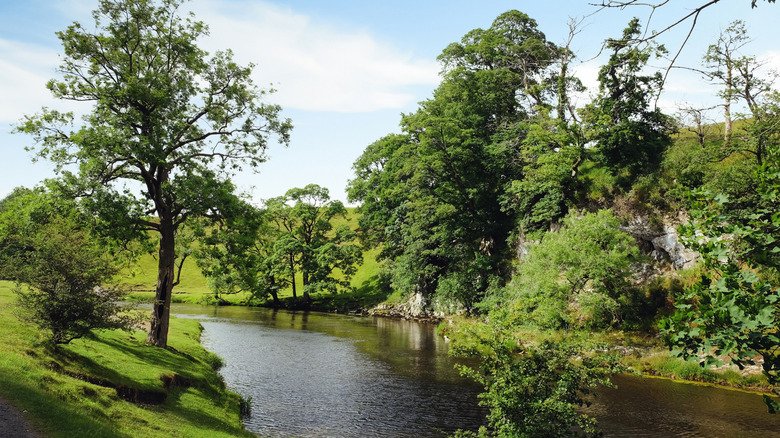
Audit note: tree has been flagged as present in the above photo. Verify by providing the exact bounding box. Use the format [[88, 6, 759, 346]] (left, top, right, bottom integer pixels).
[[349, 10, 560, 309], [661, 153, 780, 412], [676, 103, 719, 148], [702, 20, 752, 148], [583, 18, 674, 186], [268, 185, 362, 303], [0, 187, 137, 344], [16, 0, 291, 347], [591, 1, 776, 93], [193, 195, 283, 306], [503, 108, 587, 232]]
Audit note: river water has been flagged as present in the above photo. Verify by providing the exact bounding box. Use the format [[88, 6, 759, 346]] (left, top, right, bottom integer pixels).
[[171, 305, 780, 437]]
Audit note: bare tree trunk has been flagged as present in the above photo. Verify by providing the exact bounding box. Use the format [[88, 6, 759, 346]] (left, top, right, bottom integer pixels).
[[724, 70, 733, 148], [289, 253, 297, 299], [268, 276, 281, 308], [302, 255, 311, 303], [147, 221, 175, 347]]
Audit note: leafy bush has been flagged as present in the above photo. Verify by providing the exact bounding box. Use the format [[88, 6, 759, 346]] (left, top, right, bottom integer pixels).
[[503, 209, 641, 329], [450, 321, 620, 438], [0, 187, 138, 344]]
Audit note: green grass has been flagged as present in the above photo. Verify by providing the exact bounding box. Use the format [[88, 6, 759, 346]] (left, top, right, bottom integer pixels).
[[0, 281, 253, 438], [592, 330, 771, 391], [119, 251, 215, 304], [122, 208, 392, 311]]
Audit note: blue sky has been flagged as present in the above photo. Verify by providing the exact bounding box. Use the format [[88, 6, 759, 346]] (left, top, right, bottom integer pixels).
[[1, 0, 778, 204]]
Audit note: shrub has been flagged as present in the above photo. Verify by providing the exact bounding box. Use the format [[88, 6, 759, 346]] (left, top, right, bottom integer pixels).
[[0, 187, 138, 344]]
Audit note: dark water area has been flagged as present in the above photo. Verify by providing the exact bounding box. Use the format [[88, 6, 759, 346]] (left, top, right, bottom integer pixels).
[[584, 374, 780, 437], [171, 305, 780, 437]]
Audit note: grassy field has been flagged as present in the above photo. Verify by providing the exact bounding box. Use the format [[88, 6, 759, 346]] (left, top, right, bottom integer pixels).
[[121, 208, 393, 311], [0, 281, 253, 438]]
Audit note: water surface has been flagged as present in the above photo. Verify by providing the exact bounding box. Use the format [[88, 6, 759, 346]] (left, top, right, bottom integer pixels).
[[172, 305, 780, 437]]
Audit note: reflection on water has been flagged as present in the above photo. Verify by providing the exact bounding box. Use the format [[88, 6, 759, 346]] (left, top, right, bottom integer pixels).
[[172, 305, 780, 437], [584, 374, 780, 437], [173, 305, 485, 437]]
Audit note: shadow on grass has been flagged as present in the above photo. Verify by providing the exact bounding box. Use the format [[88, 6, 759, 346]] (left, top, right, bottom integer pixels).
[[0, 374, 128, 438], [276, 274, 393, 312], [55, 334, 189, 389], [164, 387, 252, 437]]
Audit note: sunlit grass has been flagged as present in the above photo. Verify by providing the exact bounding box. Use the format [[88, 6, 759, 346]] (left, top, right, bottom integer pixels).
[[121, 207, 392, 309], [0, 281, 253, 437]]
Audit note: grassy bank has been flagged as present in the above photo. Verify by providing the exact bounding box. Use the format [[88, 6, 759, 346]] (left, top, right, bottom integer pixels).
[[444, 319, 773, 396], [0, 281, 253, 438]]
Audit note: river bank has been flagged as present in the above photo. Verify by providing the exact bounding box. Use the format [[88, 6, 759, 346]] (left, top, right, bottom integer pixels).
[[125, 285, 779, 405], [180, 303, 780, 437], [0, 281, 253, 438]]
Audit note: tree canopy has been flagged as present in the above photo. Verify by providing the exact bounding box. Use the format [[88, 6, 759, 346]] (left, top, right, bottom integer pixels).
[[16, 0, 291, 347]]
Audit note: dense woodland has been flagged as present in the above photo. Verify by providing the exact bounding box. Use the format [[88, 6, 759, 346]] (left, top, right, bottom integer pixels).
[[1, 0, 779, 436]]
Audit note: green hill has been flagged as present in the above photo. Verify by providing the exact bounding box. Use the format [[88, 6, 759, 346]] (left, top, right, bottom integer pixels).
[[121, 208, 389, 311]]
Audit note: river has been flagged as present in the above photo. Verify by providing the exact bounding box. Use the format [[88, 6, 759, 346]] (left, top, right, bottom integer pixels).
[[170, 304, 780, 437]]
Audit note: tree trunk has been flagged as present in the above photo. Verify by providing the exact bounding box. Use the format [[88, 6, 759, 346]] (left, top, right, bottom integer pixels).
[[147, 220, 175, 347], [724, 70, 733, 148], [302, 258, 311, 303], [269, 276, 280, 308], [289, 253, 297, 298]]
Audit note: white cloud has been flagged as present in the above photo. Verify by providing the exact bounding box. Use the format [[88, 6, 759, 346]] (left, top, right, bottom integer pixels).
[[191, 0, 440, 112], [0, 39, 59, 124], [759, 49, 780, 78], [0, 0, 440, 125]]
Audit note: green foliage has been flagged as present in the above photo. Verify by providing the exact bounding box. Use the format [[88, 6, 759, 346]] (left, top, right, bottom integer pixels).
[[661, 152, 780, 412], [450, 321, 619, 438], [583, 18, 674, 186], [503, 108, 588, 231], [196, 184, 363, 305], [0, 188, 137, 344], [348, 10, 563, 307], [15, 0, 291, 346], [273, 184, 363, 299], [504, 210, 641, 329]]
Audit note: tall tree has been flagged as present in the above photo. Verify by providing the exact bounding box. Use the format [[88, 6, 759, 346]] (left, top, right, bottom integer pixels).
[[16, 0, 291, 347], [583, 18, 674, 186], [349, 10, 561, 308], [268, 185, 361, 303], [702, 20, 751, 148]]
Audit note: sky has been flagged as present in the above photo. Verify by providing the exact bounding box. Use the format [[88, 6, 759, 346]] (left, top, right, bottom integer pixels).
[[1, 0, 778, 205]]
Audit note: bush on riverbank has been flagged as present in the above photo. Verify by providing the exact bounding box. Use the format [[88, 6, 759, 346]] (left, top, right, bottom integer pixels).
[[0, 281, 253, 437]]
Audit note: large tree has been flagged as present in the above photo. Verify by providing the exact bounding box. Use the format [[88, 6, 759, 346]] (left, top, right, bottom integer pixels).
[[583, 18, 674, 186], [16, 0, 291, 347], [348, 10, 560, 309], [268, 185, 362, 303]]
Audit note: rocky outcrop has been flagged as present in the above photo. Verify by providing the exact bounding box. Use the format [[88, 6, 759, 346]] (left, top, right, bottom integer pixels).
[[369, 292, 442, 322], [621, 214, 699, 271]]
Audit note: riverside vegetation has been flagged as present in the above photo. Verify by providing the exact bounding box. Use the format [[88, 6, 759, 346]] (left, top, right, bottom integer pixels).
[[0, 282, 252, 437], [2, 0, 780, 437]]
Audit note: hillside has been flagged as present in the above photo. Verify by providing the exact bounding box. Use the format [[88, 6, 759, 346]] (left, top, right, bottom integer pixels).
[[120, 207, 389, 312]]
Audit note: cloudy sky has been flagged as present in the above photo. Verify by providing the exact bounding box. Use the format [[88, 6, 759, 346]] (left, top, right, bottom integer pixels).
[[1, 0, 777, 204]]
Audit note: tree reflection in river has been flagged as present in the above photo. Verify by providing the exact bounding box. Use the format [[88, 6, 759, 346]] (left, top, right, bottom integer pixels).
[[171, 304, 780, 437]]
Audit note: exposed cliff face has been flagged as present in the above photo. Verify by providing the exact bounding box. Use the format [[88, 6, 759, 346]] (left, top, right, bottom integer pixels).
[[370, 292, 441, 322], [372, 212, 700, 319], [621, 213, 700, 271]]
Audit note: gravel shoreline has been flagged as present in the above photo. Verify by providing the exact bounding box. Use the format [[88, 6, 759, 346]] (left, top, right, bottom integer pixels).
[[0, 395, 39, 438]]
